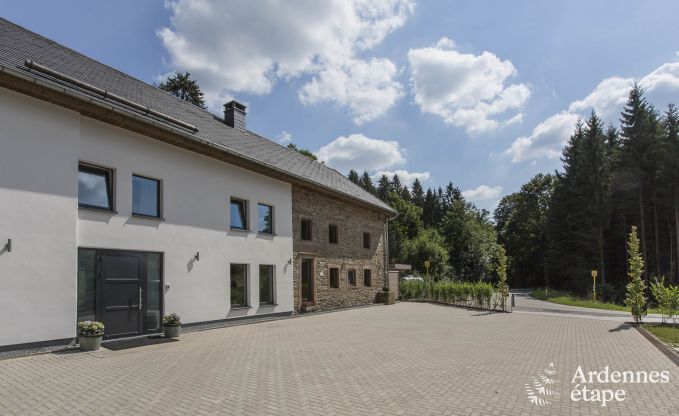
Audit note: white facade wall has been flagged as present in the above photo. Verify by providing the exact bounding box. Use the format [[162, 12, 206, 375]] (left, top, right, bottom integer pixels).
[[0, 88, 294, 347]]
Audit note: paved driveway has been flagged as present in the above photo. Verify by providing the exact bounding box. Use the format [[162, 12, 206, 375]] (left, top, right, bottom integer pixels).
[[0, 302, 677, 416]]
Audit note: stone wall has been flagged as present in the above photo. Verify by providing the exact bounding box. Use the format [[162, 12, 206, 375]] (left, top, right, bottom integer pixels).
[[292, 186, 388, 312]]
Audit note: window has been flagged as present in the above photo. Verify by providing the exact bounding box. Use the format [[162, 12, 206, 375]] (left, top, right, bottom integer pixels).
[[132, 175, 161, 218], [258, 204, 273, 234], [230, 198, 248, 230], [259, 265, 275, 304], [230, 264, 248, 307], [301, 219, 312, 240], [329, 267, 339, 288], [77, 248, 97, 323], [78, 163, 113, 210], [328, 224, 338, 244], [363, 232, 371, 249], [347, 269, 356, 286], [364, 269, 372, 287]]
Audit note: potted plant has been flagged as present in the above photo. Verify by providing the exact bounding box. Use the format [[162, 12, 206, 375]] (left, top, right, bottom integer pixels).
[[78, 321, 104, 352], [377, 287, 395, 305], [163, 313, 181, 338]]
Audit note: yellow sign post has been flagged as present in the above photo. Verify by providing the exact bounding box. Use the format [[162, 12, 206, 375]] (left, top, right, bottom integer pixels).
[[591, 270, 598, 302], [424, 259, 431, 281]]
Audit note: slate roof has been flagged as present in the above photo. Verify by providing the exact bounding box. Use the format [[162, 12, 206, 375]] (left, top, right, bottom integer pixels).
[[0, 18, 394, 213]]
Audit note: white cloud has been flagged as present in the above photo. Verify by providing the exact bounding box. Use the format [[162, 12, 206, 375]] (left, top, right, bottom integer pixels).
[[316, 133, 406, 173], [277, 131, 293, 144], [407, 38, 531, 134], [507, 60, 679, 163], [505, 112, 579, 163], [298, 57, 404, 124], [462, 185, 503, 202], [158, 0, 414, 121], [371, 170, 431, 185]]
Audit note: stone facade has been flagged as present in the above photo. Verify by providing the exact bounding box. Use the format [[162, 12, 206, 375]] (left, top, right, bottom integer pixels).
[[292, 186, 388, 312]]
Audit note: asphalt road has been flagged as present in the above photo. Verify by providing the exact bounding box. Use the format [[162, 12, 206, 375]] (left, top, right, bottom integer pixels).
[[510, 289, 665, 322]]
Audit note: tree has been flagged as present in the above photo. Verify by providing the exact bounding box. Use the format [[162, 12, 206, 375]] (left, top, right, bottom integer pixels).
[[495, 173, 554, 288], [385, 192, 423, 263], [411, 178, 425, 208], [359, 171, 376, 195], [348, 170, 360, 184], [401, 228, 449, 277], [158, 72, 205, 108], [287, 143, 318, 160], [376, 175, 391, 200], [495, 245, 509, 310], [625, 226, 647, 322]]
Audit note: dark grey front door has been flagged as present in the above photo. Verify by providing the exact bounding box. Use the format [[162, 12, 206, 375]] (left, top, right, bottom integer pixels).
[[99, 250, 144, 338]]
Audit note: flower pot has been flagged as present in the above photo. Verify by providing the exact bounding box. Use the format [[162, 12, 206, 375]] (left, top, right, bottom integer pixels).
[[163, 324, 181, 338], [78, 334, 103, 352]]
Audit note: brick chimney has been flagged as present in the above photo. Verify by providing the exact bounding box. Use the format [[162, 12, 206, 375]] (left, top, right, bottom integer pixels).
[[224, 100, 247, 132]]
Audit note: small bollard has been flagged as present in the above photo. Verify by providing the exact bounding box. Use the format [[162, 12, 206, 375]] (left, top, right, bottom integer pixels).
[[511, 293, 515, 308]]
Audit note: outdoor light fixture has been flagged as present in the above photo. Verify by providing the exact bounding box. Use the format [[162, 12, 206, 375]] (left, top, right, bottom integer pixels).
[[194, 251, 199, 262], [4, 239, 10, 253]]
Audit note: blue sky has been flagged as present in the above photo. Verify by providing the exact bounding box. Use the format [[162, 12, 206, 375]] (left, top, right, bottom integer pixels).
[[4, 1, 679, 211]]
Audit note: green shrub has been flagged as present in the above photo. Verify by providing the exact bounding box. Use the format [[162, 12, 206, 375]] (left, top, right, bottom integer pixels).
[[78, 321, 104, 336], [400, 278, 500, 310], [163, 313, 181, 325]]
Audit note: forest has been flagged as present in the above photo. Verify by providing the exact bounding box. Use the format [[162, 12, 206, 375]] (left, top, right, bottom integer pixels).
[[350, 85, 679, 303]]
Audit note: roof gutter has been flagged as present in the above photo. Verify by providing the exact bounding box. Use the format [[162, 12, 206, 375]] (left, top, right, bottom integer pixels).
[[24, 60, 199, 133], [0, 62, 396, 215]]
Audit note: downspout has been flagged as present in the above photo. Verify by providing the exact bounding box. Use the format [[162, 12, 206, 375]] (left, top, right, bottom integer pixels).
[[384, 213, 398, 290]]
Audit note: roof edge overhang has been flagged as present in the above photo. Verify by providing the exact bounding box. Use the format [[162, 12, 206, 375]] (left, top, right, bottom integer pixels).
[[0, 63, 396, 215]]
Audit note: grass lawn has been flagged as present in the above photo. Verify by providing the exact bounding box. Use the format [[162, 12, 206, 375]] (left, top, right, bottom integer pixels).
[[529, 288, 661, 314], [641, 323, 679, 346]]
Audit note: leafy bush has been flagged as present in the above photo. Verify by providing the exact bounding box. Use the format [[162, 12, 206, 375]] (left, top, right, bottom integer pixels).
[[163, 313, 181, 326], [78, 321, 104, 336], [650, 276, 679, 324], [400, 279, 502, 311]]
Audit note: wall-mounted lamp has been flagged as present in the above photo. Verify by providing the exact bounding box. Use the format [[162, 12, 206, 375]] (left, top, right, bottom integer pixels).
[[287, 258, 292, 265], [4, 239, 10, 253], [194, 251, 200, 262]]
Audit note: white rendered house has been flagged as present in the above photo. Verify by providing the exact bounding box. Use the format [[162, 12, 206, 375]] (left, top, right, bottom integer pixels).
[[0, 18, 394, 349]]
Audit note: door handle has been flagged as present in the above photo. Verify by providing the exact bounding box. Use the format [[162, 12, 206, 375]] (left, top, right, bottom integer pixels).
[[139, 286, 143, 310]]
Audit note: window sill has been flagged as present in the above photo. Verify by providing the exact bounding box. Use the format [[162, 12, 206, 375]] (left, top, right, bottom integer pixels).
[[230, 306, 251, 310], [230, 228, 250, 233], [79, 206, 117, 214], [132, 214, 165, 221], [259, 302, 278, 306]]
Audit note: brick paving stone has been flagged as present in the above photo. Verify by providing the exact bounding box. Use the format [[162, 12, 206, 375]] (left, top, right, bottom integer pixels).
[[0, 303, 677, 415]]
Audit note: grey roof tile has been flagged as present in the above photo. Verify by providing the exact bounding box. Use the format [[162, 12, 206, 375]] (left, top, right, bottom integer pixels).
[[0, 18, 393, 213]]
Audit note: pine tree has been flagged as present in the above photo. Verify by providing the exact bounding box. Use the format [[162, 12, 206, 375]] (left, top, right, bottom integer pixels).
[[391, 174, 403, 194], [625, 226, 647, 323], [411, 179, 425, 207], [158, 72, 206, 108], [376, 175, 391, 200], [661, 104, 679, 283], [359, 171, 376, 195], [423, 188, 437, 228], [400, 185, 411, 201], [348, 170, 359, 184], [618, 84, 658, 279]]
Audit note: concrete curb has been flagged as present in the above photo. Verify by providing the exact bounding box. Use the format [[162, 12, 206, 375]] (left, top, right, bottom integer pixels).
[[634, 324, 679, 368]]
